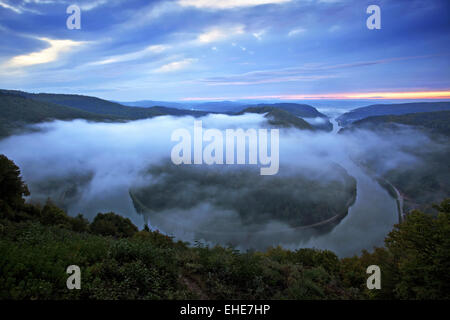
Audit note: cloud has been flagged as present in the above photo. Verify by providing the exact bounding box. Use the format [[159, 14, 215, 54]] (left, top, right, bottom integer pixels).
[[0, 0, 21, 13], [202, 74, 334, 86], [3, 37, 86, 68], [79, 0, 108, 11], [252, 30, 266, 40], [0, 0, 41, 14], [153, 58, 197, 73], [288, 27, 306, 37], [197, 25, 245, 43], [329, 25, 341, 33], [197, 55, 439, 86], [178, 0, 292, 10], [89, 45, 169, 66]]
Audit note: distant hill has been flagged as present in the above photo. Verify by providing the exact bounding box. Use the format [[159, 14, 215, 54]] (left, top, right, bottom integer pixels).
[[0, 90, 207, 138], [237, 106, 314, 130], [337, 102, 450, 126], [122, 101, 332, 120], [0, 90, 208, 120], [245, 103, 332, 131], [190, 101, 245, 113], [341, 110, 450, 136], [122, 100, 245, 113], [0, 90, 329, 136], [120, 100, 186, 109], [0, 92, 117, 137], [248, 103, 328, 118]]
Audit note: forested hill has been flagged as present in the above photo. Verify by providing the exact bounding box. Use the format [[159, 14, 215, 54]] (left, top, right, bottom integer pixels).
[[241, 103, 332, 131], [341, 111, 450, 136], [0, 89, 334, 136], [247, 103, 328, 118], [0, 93, 118, 137], [0, 90, 207, 138], [0, 89, 207, 120], [337, 102, 450, 126], [237, 106, 314, 130]]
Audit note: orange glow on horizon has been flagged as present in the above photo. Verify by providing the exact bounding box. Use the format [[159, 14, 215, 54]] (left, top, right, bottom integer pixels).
[[182, 90, 450, 101]]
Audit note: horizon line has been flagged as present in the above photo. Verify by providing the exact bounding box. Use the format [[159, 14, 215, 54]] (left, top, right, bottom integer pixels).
[[181, 90, 450, 101]]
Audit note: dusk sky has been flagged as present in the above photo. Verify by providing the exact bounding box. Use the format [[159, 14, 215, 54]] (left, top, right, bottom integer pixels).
[[0, 0, 449, 101]]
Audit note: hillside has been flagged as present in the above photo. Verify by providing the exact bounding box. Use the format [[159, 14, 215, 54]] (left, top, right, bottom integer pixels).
[[0, 89, 207, 120], [250, 103, 328, 118], [0, 90, 331, 132], [120, 100, 186, 109], [249, 103, 332, 131], [342, 111, 450, 136], [238, 106, 315, 130], [340, 111, 450, 212], [0, 92, 117, 137], [0, 90, 209, 138], [337, 102, 450, 126], [188, 101, 245, 113], [122, 101, 331, 123]]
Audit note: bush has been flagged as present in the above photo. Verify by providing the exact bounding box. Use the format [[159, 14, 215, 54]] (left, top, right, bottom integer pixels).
[[90, 212, 138, 238]]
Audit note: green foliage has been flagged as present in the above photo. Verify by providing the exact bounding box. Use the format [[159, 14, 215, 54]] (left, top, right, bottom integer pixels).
[[340, 200, 450, 300], [90, 212, 138, 238], [0, 91, 207, 139], [0, 154, 29, 210], [384, 202, 450, 299], [238, 106, 315, 130], [0, 90, 208, 138], [0, 92, 118, 137]]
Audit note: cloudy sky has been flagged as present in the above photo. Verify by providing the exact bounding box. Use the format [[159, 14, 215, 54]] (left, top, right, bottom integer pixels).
[[0, 0, 449, 101]]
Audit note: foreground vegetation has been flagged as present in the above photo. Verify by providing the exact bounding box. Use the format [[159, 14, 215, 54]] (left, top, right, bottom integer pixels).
[[0, 154, 449, 300]]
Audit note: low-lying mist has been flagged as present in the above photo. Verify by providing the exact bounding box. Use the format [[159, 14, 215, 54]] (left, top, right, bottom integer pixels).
[[0, 113, 437, 256]]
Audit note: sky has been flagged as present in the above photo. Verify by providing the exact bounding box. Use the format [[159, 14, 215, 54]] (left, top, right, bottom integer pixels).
[[0, 0, 449, 101]]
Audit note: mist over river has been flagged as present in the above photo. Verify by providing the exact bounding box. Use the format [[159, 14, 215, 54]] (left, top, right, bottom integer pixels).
[[0, 111, 408, 257]]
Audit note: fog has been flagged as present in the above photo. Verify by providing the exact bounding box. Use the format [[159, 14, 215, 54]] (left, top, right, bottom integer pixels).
[[303, 117, 329, 125], [0, 113, 435, 256]]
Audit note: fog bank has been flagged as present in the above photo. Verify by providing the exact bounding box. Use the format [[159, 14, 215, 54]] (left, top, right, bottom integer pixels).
[[0, 113, 434, 256]]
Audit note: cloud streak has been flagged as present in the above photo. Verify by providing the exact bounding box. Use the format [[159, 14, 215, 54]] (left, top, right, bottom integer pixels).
[[153, 58, 197, 73], [2, 37, 86, 68], [178, 0, 292, 10], [197, 55, 441, 86], [196, 25, 245, 43]]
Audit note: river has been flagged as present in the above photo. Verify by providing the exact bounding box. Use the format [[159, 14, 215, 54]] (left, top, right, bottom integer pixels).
[[295, 118, 399, 257]]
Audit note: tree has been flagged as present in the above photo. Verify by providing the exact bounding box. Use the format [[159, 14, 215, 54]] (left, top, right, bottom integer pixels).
[[90, 212, 138, 238], [0, 154, 29, 209], [384, 199, 450, 299]]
